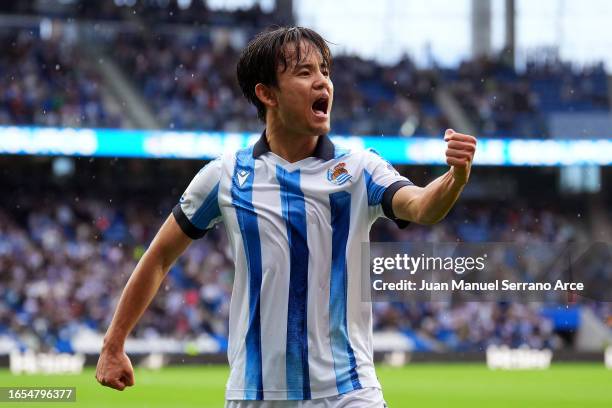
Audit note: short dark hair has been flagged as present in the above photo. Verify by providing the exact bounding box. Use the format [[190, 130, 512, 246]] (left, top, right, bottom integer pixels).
[[236, 26, 332, 122]]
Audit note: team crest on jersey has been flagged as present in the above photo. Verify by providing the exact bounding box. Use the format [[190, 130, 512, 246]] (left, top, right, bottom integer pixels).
[[327, 162, 352, 185]]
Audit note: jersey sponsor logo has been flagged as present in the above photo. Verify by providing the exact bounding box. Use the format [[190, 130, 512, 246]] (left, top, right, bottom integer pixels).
[[237, 169, 250, 187], [327, 162, 352, 185]]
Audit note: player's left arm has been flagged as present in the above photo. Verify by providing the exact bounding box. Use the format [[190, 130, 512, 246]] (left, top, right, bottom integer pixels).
[[392, 129, 476, 225]]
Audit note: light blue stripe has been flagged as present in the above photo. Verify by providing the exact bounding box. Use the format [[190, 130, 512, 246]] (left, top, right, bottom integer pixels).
[[363, 169, 386, 205], [191, 181, 221, 229], [334, 146, 350, 159], [276, 165, 311, 400], [335, 173, 351, 184], [329, 191, 362, 394], [231, 147, 264, 400]]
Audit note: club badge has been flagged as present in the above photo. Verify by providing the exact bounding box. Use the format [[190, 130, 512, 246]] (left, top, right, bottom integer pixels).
[[327, 162, 352, 185]]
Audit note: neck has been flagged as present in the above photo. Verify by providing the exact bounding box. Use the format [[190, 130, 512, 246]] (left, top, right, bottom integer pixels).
[[265, 120, 319, 163]]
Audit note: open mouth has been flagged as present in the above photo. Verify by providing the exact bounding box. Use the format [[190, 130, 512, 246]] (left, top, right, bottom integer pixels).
[[311, 96, 329, 117]]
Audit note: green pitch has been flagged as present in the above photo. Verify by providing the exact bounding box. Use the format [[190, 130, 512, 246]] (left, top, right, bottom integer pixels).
[[1, 363, 611, 407]]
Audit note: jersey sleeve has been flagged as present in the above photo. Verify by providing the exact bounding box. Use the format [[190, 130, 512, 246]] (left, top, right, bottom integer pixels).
[[363, 148, 414, 228], [172, 158, 223, 239]]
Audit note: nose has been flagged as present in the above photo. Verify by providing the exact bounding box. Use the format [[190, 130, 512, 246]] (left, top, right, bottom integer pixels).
[[313, 70, 331, 91]]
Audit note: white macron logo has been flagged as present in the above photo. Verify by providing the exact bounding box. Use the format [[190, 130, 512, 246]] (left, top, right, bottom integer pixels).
[[237, 170, 250, 187]]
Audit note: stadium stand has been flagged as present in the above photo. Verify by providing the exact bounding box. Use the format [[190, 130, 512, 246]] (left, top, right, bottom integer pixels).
[[447, 55, 609, 138], [0, 2, 610, 361], [0, 31, 124, 128], [109, 29, 450, 135], [0, 2, 276, 26], [2, 27, 608, 138], [0, 172, 598, 354]]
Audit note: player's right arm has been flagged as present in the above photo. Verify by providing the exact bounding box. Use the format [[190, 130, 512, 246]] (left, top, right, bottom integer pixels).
[[96, 158, 223, 391], [95, 215, 192, 391]]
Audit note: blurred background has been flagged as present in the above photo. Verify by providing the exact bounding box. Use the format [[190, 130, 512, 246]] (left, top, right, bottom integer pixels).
[[0, 1, 611, 407]]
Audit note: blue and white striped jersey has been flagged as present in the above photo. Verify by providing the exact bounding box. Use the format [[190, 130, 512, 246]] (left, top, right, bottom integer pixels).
[[173, 132, 413, 401]]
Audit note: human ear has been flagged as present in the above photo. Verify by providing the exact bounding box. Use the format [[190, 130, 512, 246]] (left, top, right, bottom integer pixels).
[[254, 83, 278, 109]]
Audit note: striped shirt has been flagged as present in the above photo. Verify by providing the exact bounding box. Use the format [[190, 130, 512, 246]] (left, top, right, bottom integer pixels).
[[173, 131, 412, 400]]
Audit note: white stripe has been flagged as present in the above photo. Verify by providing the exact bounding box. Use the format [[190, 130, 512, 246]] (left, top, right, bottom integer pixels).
[[221, 153, 250, 397], [346, 176, 380, 388], [302, 170, 338, 398]]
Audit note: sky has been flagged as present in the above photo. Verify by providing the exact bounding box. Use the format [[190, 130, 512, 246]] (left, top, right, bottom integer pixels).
[[203, 0, 612, 69], [295, 0, 612, 69]]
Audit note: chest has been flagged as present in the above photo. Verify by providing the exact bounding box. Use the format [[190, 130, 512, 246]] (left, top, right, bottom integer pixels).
[[220, 158, 366, 233]]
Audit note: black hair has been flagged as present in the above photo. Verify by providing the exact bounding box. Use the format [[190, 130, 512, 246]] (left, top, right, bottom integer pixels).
[[236, 26, 332, 122]]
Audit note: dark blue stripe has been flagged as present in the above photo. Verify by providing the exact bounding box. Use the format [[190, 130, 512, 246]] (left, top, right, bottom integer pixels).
[[276, 165, 311, 400], [231, 147, 263, 400], [364, 169, 386, 206], [329, 191, 362, 394], [191, 181, 221, 229]]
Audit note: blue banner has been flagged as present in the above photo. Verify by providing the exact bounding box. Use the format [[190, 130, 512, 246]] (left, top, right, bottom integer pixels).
[[0, 126, 610, 166]]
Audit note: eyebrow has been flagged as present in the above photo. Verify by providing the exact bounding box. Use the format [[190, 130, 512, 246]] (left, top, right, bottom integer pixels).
[[293, 62, 329, 72]]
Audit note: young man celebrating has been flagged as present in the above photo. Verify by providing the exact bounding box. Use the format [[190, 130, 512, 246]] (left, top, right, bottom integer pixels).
[[96, 27, 477, 407]]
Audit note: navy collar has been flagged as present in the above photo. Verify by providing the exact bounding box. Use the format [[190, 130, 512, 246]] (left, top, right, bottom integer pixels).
[[252, 130, 335, 161]]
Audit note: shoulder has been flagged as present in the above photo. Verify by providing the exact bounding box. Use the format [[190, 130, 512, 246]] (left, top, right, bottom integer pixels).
[[362, 148, 395, 169], [329, 140, 380, 160], [335, 145, 389, 166], [190, 150, 239, 181], [326, 143, 391, 171], [210, 148, 243, 169]]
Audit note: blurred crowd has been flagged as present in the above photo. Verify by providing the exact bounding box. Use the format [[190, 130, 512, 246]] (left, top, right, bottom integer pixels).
[[0, 4, 610, 357], [0, 2, 609, 138], [1, 25, 609, 137], [0, 31, 123, 128], [0, 2, 276, 27], [113, 31, 263, 132], [111, 30, 449, 136], [0, 191, 597, 354], [448, 55, 609, 137], [374, 302, 559, 352], [112, 25, 609, 137], [328, 56, 448, 136]]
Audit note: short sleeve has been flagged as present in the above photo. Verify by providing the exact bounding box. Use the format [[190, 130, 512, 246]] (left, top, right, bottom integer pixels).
[[363, 149, 413, 228], [172, 158, 223, 239]]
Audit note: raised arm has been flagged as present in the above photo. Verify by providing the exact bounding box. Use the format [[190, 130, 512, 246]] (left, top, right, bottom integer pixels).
[[392, 129, 477, 225], [95, 214, 192, 390]]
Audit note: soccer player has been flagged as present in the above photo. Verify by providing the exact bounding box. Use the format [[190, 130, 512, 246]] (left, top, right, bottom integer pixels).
[[95, 26, 477, 407]]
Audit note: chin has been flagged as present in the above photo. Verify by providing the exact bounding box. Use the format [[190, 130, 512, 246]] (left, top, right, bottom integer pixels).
[[312, 122, 331, 135]]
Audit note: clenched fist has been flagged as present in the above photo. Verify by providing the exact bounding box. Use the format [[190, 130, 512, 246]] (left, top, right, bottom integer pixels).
[[444, 129, 477, 185], [95, 346, 135, 391]]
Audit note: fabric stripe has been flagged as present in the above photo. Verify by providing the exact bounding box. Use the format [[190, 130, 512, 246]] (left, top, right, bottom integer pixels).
[[191, 181, 221, 229], [256, 174, 290, 398], [334, 146, 350, 159], [231, 147, 264, 400], [335, 173, 351, 184], [329, 191, 362, 394], [276, 165, 311, 400], [363, 169, 386, 206]]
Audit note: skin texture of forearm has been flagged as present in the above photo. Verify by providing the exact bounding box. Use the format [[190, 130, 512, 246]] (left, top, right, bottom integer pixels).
[[393, 169, 465, 225], [102, 253, 167, 351], [102, 215, 191, 352]]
